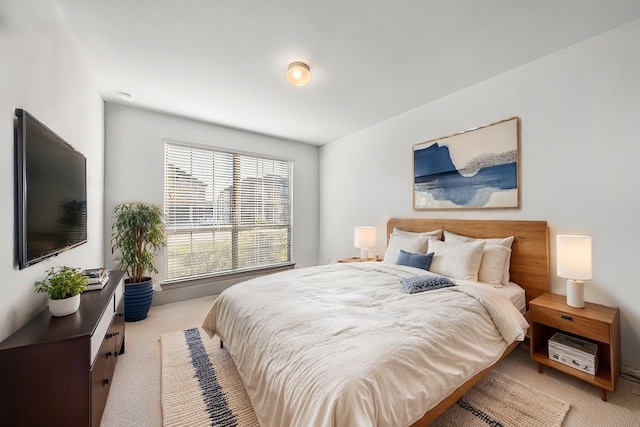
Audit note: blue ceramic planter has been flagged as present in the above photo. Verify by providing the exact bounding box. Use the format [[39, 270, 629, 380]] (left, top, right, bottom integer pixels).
[[124, 278, 153, 322]]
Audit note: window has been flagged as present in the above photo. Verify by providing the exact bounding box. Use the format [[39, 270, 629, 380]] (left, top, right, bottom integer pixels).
[[164, 141, 292, 281]]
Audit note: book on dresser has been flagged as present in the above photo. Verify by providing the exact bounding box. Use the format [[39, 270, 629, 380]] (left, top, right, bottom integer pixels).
[[82, 268, 109, 291]]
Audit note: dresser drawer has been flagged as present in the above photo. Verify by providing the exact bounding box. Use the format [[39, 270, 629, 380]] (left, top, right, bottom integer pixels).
[[90, 323, 117, 427], [532, 305, 610, 343], [90, 299, 115, 364], [90, 277, 124, 363], [114, 279, 124, 310]]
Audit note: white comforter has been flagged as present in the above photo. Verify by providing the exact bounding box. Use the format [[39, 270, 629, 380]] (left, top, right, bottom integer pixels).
[[202, 262, 528, 427]]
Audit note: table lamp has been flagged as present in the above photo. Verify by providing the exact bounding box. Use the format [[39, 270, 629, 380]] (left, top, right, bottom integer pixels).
[[354, 227, 376, 260], [556, 234, 592, 308]]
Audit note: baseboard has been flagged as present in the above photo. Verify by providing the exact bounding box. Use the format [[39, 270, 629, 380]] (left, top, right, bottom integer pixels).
[[152, 280, 227, 306], [622, 365, 640, 377]]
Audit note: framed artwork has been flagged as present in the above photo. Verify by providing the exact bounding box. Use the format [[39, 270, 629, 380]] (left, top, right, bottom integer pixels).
[[413, 117, 520, 210]]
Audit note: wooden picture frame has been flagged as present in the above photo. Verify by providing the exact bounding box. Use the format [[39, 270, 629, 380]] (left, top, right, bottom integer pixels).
[[413, 117, 520, 210]]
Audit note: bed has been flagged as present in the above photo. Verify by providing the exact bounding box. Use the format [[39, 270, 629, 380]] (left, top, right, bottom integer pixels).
[[202, 218, 549, 426]]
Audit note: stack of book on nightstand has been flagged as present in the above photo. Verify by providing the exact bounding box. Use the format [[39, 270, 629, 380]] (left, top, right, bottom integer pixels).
[[548, 332, 598, 375], [82, 268, 109, 291]]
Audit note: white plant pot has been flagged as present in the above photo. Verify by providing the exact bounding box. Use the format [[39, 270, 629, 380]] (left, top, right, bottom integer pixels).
[[49, 294, 81, 317]]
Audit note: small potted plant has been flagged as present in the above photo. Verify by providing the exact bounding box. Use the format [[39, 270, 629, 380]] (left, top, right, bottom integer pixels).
[[111, 203, 166, 322], [35, 266, 88, 317]]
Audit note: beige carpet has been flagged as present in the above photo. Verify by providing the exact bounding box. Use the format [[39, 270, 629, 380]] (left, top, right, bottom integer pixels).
[[101, 296, 640, 427], [161, 327, 569, 427], [101, 296, 218, 427]]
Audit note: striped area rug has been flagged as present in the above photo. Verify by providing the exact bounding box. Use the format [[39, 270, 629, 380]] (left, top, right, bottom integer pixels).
[[161, 328, 259, 427], [161, 328, 569, 427], [431, 369, 570, 427]]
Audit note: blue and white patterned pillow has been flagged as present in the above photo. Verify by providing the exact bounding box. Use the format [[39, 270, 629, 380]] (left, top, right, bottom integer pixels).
[[400, 275, 455, 294]]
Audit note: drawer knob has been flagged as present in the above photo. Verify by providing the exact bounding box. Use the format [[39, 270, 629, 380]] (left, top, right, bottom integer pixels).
[[106, 351, 113, 358], [102, 378, 110, 386], [560, 314, 573, 321]]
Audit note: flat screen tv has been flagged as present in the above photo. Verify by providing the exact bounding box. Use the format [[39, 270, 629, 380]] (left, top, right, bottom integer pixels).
[[15, 109, 87, 269]]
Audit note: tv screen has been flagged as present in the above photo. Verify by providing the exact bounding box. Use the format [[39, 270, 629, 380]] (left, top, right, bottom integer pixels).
[[15, 109, 87, 269]]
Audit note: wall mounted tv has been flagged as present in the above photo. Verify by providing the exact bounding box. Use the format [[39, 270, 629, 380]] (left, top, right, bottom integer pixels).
[[15, 109, 87, 269]]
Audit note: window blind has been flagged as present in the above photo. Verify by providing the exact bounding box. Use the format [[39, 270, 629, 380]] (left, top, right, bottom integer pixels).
[[164, 142, 292, 280]]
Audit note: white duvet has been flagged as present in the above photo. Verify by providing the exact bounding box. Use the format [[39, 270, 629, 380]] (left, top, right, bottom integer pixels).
[[202, 262, 528, 427]]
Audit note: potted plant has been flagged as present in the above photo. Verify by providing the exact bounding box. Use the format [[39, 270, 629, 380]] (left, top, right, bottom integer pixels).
[[111, 203, 166, 322], [35, 266, 88, 317]]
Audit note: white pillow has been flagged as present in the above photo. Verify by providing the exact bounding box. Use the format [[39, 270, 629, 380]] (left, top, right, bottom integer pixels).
[[382, 233, 431, 264], [443, 230, 514, 247], [477, 245, 512, 287], [444, 230, 514, 285], [393, 227, 443, 240], [427, 239, 486, 281]]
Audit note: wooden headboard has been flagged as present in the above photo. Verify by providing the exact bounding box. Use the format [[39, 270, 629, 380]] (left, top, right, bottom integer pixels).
[[387, 218, 549, 307]]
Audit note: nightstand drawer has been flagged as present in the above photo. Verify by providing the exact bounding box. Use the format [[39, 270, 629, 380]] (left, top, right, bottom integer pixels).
[[532, 305, 610, 343]]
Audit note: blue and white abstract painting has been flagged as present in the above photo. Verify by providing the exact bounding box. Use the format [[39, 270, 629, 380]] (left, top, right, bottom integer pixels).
[[413, 117, 519, 209]]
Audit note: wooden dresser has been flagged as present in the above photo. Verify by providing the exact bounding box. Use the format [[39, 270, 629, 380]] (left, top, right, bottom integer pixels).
[[0, 270, 125, 426]]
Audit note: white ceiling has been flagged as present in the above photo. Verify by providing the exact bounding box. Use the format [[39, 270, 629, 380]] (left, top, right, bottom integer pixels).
[[55, 1, 640, 146]]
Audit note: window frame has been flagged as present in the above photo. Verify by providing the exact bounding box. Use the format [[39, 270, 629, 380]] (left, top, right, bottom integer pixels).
[[163, 139, 293, 283]]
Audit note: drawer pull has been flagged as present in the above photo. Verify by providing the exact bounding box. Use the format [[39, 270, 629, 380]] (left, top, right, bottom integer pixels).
[[560, 314, 573, 321], [106, 351, 113, 358], [102, 378, 110, 386]]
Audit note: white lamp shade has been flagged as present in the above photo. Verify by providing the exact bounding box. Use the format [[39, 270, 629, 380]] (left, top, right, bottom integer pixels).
[[557, 235, 592, 280], [354, 227, 376, 249]]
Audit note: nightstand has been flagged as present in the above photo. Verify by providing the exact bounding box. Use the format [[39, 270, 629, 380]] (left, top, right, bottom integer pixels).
[[529, 293, 620, 401], [338, 257, 380, 263]]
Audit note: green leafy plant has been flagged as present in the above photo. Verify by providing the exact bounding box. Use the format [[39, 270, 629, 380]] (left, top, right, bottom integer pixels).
[[111, 203, 166, 283], [35, 266, 88, 300]]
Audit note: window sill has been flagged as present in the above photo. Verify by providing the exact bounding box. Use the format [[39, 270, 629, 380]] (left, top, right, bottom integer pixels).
[[160, 262, 296, 290]]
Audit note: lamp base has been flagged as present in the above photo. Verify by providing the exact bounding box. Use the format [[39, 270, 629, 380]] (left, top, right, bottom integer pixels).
[[566, 279, 585, 308], [360, 248, 369, 260]]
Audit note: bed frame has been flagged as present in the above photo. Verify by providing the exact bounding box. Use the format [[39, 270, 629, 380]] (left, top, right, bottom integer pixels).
[[386, 218, 550, 426]]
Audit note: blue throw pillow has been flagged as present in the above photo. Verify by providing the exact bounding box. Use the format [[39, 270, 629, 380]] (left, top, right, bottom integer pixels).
[[395, 250, 434, 270], [401, 275, 455, 294]]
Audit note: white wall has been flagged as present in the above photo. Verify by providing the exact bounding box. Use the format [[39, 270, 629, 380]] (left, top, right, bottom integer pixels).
[[319, 19, 640, 368], [103, 103, 319, 282], [0, 1, 105, 342]]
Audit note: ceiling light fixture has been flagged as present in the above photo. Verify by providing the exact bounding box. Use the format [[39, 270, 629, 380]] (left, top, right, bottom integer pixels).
[[287, 61, 311, 86]]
